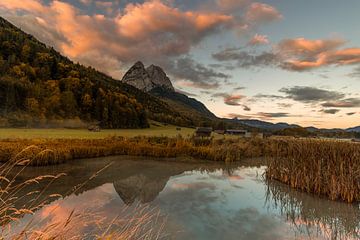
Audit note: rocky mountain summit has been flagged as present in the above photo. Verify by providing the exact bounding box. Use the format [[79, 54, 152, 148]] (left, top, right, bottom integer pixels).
[[122, 61, 174, 92]]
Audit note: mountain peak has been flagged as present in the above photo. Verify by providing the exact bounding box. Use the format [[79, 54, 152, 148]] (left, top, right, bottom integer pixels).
[[122, 62, 174, 92], [133, 61, 145, 68], [146, 64, 174, 91]]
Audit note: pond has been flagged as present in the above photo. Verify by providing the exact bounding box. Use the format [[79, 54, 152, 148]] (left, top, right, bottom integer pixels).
[[5, 156, 360, 239]]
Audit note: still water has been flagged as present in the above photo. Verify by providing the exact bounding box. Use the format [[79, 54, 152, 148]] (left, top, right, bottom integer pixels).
[[7, 156, 360, 239]]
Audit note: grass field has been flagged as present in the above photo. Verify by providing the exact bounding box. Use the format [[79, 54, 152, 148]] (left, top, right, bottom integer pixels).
[[0, 124, 195, 139]]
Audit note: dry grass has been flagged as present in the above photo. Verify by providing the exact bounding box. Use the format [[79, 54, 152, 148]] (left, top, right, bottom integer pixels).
[[265, 139, 360, 203], [0, 136, 266, 166]]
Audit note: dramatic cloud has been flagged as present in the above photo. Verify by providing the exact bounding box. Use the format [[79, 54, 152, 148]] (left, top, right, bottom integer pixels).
[[248, 34, 269, 46], [277, 38, 360, 71], [169, 57, 229, 89], [320, 109, 340, 114], [213, 37, 360, 72], [0, 0, 234, 80], [279, 86, 345, 103], [321, 98, 360, 108]]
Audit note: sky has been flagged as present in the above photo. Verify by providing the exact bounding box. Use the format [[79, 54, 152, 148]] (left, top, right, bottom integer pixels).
[[0, 0, 359, 128]]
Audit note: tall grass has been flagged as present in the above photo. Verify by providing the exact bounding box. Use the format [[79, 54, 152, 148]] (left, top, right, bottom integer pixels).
[[266, 139, 360, 203], [0, 137, 266, 166]]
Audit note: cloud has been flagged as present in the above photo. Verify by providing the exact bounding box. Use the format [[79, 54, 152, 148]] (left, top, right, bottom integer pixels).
[[279, 86, 345, 103], [277, 38, 360, 71], [224, 94, 245, 106], [169, 57, 229, 89], [212, 92, 250, 110], [253, 94, 285, 100], [245, 3, 282, 25], [320, 109, 340, 114], [248, 34, 269, 46], [228, 112, 298, 120], [348, 66, 360, 78], [227, 113, 252, 119], [216, 0, 250, 11], [321, 98, 360, 108], [213, 37, 360, 72], [0, 0, 46, 13], [0, 0, 235, 80], [242, 105, 251, 111], [277, 103, 293, 108], [347, 112, 356, 116], [256, 112, 290, 118], [212, 48, 279, 68]]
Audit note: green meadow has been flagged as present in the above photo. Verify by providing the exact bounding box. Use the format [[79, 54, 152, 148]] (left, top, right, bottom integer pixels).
[[0, 125, 195, 139]]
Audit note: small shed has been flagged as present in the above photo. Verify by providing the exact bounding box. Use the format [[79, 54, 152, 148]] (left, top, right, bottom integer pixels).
[[195, 127, 213, 137]]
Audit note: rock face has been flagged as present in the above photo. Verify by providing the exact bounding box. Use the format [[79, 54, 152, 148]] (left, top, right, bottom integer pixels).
[[122, 61, 174, 92]]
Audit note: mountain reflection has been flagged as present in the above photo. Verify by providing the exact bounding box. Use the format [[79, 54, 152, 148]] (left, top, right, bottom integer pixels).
[[9, 156, 360, 240]]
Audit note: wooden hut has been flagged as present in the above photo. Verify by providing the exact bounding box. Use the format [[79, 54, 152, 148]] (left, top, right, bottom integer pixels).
[[195, 127, 213, 137]]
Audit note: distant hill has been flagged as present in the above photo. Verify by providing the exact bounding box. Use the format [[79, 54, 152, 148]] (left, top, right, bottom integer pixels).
[[347, 126, 360, 133], [230, 118, 300, 131], [0, 16, 205, 128]]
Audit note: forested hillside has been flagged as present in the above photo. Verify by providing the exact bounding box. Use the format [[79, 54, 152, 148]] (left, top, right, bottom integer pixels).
[[0, 17, 194, 128]]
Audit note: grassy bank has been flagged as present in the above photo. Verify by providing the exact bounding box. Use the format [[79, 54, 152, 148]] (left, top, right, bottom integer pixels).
[[0, 137, 266, 166], [1, 136, 359, 203]]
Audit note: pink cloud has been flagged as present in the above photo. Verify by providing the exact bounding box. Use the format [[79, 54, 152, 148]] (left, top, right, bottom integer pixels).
[[245, 3, 283, 25], [277, 38, 360, 71], [248, 34, 269, 45], [0, 0, 45, 13], [224, 94, 245, 106]]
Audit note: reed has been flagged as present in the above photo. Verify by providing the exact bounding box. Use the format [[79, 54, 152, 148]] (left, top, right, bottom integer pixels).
[[1, 136, 359, 203], [0, 136, 266, 166], [265, 139, 360, 203]]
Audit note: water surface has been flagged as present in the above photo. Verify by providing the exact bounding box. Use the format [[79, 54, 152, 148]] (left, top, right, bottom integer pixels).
[[7, 156, 360, 239]]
